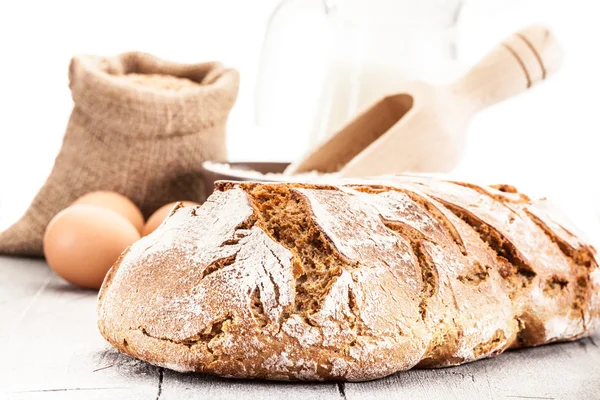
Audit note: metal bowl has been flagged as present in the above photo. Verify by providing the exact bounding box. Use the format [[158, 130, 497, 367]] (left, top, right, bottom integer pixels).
[[200, 161, 290, 198]]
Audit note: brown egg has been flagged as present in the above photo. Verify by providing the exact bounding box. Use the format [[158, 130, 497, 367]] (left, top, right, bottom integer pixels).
[[142, 201, 200, 236], [43, 205, 141, 289], [73, 191, 144, 233]]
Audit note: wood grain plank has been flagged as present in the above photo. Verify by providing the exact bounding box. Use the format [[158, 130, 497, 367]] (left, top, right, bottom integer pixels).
[[0, 257, 160, 400], [344, 335, 600, 400], [159, 370, 342, 400], [0, 257, 53, 339]]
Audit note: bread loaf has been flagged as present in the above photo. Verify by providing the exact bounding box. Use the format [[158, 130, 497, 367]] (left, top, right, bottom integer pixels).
[[97, 176, 600, 381]]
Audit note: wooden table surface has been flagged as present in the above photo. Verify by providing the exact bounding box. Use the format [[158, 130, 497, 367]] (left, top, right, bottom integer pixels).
[[1, 256, 599, 400]]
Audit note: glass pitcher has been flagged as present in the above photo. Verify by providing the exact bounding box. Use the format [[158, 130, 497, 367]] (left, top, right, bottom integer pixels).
[[255, 0, 464, 162]]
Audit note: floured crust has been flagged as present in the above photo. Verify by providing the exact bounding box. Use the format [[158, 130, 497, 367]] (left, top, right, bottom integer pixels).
[[97, 176, 600, 381]]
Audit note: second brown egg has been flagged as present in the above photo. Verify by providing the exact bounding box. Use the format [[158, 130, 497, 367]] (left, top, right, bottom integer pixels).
[[74, 191, 145, 233]]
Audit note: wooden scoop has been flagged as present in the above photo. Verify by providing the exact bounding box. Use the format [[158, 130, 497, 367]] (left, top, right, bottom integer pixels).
[[285, 25, 563, 177]]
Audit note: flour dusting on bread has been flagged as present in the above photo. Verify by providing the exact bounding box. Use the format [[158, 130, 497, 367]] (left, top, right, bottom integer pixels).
[[98, 176, 600, 381]]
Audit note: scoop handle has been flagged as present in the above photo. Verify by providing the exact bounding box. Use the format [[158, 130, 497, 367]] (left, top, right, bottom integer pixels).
[[453, 25, 563, 111]]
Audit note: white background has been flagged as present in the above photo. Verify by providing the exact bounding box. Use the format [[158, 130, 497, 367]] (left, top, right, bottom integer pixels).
[[0, 0, 599, 241]]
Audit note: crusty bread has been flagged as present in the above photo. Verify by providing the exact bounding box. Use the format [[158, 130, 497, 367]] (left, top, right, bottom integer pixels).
[[97, 176, 600, 381]]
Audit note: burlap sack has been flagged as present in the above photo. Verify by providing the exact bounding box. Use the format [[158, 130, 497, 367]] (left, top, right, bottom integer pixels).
[[0, 52, 240, 257]]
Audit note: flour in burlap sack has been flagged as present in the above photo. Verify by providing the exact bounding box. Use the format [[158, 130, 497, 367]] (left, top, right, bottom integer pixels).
[[0, 52, 239, 256]]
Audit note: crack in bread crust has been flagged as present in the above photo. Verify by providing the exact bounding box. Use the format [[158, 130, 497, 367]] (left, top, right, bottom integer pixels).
[[431, 197, 537, 284]]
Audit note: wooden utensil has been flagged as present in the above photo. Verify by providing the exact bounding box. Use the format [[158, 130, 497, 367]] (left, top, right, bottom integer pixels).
[[285, 25, 563, 177]]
